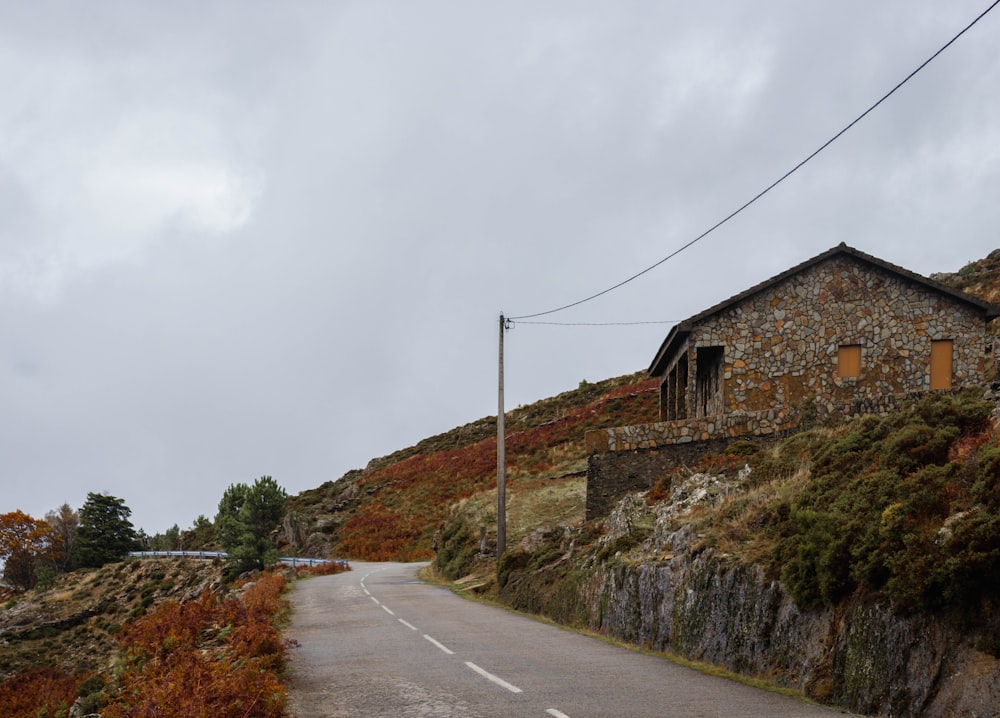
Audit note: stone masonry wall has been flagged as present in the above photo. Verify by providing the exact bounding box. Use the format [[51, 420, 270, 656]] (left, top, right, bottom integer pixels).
[[585, 434, 784, 520], [689, 254, 992, 416], [585, 409, 791, 453]]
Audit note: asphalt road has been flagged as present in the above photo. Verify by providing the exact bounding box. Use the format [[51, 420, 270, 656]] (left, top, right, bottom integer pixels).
[[285, 562, 848, 718]]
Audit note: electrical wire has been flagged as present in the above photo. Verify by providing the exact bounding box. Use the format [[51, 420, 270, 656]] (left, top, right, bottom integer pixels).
[[509, 0, 1000, 322], [512, 320, 678, 327]]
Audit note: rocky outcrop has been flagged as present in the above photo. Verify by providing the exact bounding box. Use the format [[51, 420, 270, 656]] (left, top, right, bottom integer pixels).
[[583, 535, 1000, 716]]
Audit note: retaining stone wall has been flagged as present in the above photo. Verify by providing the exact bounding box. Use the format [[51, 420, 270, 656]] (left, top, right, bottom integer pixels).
[[585, 434, 784, 520], [585, 409, 791, 454]]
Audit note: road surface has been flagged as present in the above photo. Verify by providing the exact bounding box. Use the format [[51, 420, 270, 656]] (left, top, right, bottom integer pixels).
[[285, 561, 848, 717]]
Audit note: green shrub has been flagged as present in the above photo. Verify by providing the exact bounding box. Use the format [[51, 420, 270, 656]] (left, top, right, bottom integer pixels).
[[497, 550, 530, 589], [725, 440, 762, 458], [433, 517, 479, 581], [768, 391, 997, 614], [972, 445, 1000, 504]]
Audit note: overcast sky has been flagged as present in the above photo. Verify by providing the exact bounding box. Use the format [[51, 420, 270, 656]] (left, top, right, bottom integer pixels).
[[2, 1, 999, 535]]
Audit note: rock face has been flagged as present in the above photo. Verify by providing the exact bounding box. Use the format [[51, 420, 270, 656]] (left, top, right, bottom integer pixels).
[[580, 530, 1000, 717]]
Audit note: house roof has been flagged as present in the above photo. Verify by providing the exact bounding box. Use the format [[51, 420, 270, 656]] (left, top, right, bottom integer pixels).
[[648, 243, 1000, 377]]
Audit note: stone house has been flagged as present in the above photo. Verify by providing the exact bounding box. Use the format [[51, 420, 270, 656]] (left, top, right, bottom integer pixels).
[[585, 244, 1000, 517], [649, 243, 999, 431]]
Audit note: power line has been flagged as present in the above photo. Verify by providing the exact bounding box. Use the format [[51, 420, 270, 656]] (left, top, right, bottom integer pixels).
[[512, 319, 678, 327], [510, 0, 1000, 322]]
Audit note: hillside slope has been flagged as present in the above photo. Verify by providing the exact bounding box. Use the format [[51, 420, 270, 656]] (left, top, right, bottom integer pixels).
[[0, 559, 225, 681], [286, 373, 659, 560], [932, 248, 1000, 306]]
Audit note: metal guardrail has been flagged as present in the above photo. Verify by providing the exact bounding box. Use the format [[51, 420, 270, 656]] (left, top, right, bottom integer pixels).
[[127, 550, 349, 569]]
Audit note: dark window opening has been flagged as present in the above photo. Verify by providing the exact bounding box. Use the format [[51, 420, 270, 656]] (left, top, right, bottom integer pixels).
[[695, 346, 724, 418]]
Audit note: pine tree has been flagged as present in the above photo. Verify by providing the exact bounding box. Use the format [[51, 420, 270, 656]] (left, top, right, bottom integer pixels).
[[73, 493, 139, 568], [215, 476, 287, 575]]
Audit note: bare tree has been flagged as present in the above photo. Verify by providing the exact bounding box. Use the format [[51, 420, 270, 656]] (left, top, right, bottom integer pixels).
[[45, 503, 79, 573]]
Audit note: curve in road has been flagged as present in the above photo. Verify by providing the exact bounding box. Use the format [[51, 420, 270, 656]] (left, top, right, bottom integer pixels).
[[285, 562, 850, 718]]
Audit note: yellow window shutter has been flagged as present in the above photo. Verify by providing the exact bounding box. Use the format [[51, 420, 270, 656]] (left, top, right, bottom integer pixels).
[[930, 340, 953, 390], [838, 345, 861, 378]]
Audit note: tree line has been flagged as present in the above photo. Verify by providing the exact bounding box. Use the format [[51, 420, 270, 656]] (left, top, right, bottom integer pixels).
[[1, 476, 289, 591]]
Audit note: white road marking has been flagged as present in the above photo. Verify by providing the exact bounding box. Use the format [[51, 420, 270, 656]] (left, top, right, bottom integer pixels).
[[398, 619, 417, 631], [370, 596, 380, 605], [465, 662, 523, 694], [382, 605, 395, 616], [423, 634, 455, 655], [546, 710, 571, 718]]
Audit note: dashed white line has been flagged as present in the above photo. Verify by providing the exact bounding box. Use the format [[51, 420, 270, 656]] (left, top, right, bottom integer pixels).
[[546, 710, 571, 718], [423, 634, 455, 655], [464, 662, 523, 694], [362, 569, 533, 702]]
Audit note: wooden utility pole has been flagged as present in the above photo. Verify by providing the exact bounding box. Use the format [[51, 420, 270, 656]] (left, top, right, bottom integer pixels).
[[497, 313, 507, 557]]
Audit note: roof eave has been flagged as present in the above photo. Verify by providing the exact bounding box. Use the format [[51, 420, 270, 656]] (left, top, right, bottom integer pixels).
[[648, 324, 689, 377]]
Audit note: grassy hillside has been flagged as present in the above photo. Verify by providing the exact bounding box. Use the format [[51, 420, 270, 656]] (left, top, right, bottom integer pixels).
[[286, 373, 658, 560]]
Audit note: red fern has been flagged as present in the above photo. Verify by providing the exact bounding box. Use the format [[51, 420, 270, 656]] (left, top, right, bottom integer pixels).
[[104, 573, 289, 718], [0, 667, 86, 717]]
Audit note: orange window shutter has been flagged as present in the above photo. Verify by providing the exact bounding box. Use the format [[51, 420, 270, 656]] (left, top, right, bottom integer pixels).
[[838, 345, 861, 378], [930, 340, 953, 390]]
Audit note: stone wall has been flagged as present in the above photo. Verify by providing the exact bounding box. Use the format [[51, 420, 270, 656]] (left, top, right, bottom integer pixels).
[[585, 408, 792, 454], [585, 434, 784, 520]]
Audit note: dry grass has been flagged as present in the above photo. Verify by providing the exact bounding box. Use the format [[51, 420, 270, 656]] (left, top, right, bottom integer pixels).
[[686, 437, 819, 565], [446, 476, 585, 550], [507, 477, 586, 543]]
